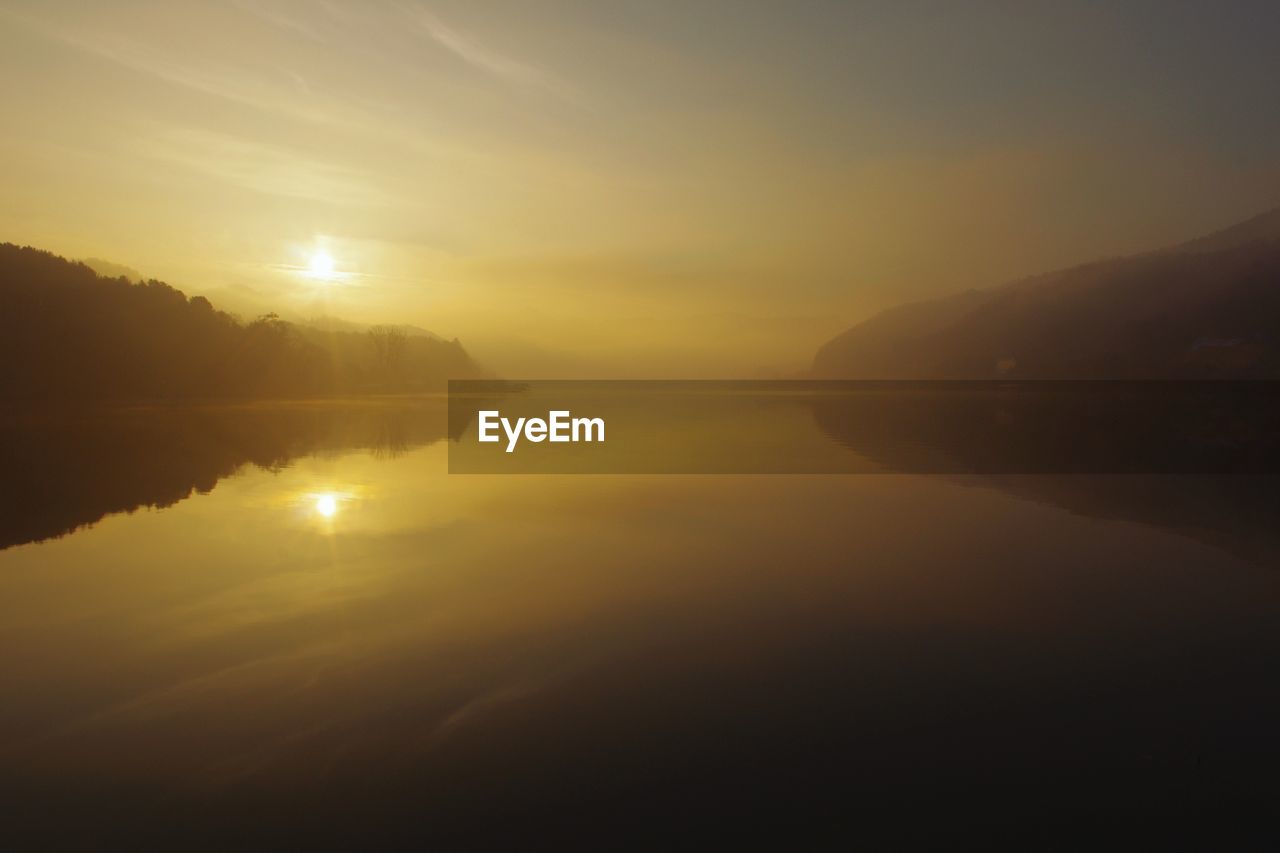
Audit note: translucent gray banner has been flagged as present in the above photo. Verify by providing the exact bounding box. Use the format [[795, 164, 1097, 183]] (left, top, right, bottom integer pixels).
[[448, 381, 1280, 474]]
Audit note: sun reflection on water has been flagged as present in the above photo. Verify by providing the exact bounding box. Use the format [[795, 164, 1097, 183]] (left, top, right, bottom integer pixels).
[[314, 493, 339, 518], [300, 489, 358, 527]]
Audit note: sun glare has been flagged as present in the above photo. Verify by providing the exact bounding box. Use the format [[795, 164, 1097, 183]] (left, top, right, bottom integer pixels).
[[314, 493, 339, 518], [307, 251, 336, 279]]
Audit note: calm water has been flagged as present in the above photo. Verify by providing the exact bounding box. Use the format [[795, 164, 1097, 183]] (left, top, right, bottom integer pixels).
[[1, 397, 1277, 847]]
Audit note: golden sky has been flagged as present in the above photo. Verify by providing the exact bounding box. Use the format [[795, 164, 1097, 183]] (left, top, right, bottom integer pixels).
[[2, 1, 1278, 376]]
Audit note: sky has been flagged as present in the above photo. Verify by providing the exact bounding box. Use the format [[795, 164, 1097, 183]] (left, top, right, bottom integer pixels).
[[1, 0, 1278, 376]]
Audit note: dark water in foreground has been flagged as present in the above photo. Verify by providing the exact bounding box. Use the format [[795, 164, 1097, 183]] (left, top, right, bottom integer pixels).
[[0, 396, 1277, 848]]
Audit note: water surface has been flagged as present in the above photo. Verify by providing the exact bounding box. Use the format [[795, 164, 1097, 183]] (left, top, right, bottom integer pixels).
[[0, 396, 1277, 846]]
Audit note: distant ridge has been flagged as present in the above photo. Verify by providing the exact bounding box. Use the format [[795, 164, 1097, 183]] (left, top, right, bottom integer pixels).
[[1169, 207, 1280, 255], [812, 207, 1280, 379], [81, 257, 145, 282], [303, 314, 448, 343]]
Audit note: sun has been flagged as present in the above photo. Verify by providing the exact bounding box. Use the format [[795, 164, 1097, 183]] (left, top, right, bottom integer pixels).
[[307, 251, 336, 279]]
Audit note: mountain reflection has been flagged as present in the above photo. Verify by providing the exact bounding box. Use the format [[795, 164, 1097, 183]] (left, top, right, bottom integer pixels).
[[0, 398, 456, 551], [808, 387, 1280, 568], [5, 387, 1279, 570]]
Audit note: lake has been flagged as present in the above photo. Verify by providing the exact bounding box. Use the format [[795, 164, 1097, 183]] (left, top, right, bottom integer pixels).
[[0, 395, 1277, 847]]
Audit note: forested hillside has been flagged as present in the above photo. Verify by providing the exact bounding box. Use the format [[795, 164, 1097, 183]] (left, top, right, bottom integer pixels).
[[0, 243, 483, 399]]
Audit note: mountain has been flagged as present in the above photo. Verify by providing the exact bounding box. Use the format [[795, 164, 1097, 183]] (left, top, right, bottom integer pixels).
[[0, 243, 485, 399], [812, 208, 1280, 379]]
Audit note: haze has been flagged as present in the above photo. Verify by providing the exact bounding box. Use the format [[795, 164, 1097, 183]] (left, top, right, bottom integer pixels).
[[2, 0, 1278, 376]]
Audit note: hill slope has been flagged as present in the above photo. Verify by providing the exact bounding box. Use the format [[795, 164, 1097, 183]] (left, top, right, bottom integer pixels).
[[812, 209, 1280, 379], [0, 243, 484, 399]]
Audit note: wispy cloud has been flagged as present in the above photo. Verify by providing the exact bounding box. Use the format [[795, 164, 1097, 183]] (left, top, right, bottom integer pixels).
[[231, 0, 329, 45], [97, 43, 335, 123], [0, 5, 343, 125], [140, 126, 391, 206], [410, 5, 572, 99]]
